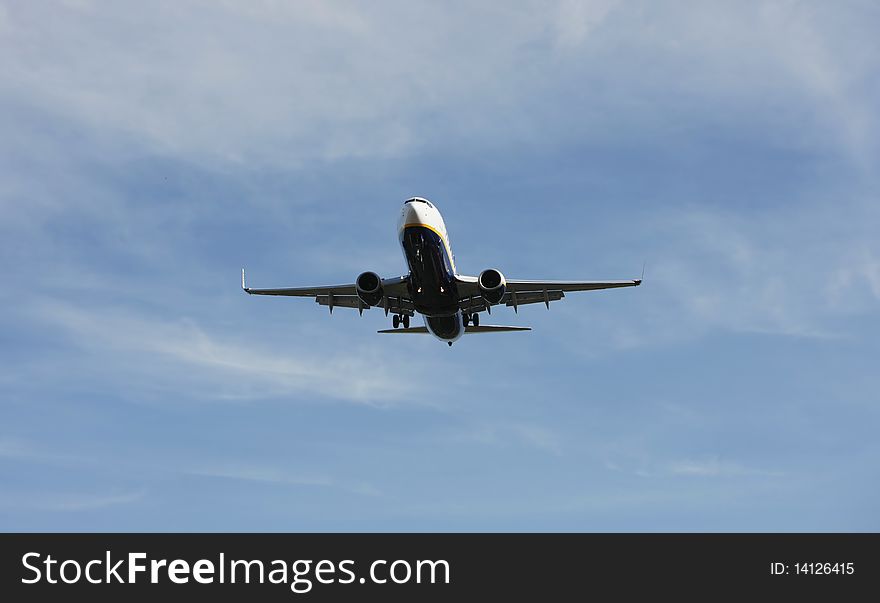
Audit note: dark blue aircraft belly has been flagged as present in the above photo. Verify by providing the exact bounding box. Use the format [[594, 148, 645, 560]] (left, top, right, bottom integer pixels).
[[400, 226, 460, 316]]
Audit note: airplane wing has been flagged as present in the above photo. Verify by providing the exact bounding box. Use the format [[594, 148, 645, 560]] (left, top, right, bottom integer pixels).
[[241, 269, 413, 315], [456, 275, 641, 313], [506, 278, 641, 292]]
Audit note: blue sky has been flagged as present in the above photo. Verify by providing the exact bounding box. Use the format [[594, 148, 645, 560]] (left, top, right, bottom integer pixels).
[[1, 1, 879, 531]]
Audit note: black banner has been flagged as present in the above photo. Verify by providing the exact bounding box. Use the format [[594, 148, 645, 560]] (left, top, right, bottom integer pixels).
[[1, 534, 877, 601]]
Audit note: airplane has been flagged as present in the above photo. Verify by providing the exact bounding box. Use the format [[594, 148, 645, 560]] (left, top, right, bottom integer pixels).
[[242, 197, 641, 346]]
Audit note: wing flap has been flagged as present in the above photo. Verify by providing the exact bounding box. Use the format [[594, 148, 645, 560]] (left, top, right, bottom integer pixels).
[[504, 289, 564, 308], [315, 295, 367, 310], [461, 291, 565, 313], [320, 295, 415, 316], [459, 296, 489, 314]]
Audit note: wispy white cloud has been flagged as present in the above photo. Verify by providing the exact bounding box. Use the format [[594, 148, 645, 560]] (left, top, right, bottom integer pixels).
[[827, 247, 880, 310], [0, 2, 532, 163], [0, 437, 34, 459], [755, 2, 879, 165], [42, 490, 146, 512], [1, 1, 876, 165], [558, 199, 880, 354], [604, 454, 783, 480], [0, 435, 382, 507], [188, 463, 381, 497], [0, 489, 146, 512], [663, 458, 783, 479], [442, 422, 565, 456], [552, 0, 620, 48], [28, 298, 419, 406], [0, 436, 93, 468]]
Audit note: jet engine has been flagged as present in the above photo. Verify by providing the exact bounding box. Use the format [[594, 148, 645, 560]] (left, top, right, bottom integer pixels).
[[478, 268, 506, 305], [356, 271, 384, 307]]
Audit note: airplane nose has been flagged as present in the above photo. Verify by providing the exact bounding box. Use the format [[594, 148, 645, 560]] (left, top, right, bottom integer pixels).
[[402, 203, 420, 225]]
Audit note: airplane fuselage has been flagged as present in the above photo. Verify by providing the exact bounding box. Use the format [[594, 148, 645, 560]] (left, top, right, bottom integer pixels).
[[398, 198, 465, 343]]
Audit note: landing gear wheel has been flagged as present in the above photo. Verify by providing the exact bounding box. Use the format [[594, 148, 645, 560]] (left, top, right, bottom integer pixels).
[[462, 313, 469, 327], [393, 314, 400, 329], [402, 314, 410, 329], [472, 313, 480, 327]]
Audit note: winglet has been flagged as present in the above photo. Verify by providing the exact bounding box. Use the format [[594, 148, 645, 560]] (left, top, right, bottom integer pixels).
[[636, 261, 646, 286], [241, 268, 249, 293]]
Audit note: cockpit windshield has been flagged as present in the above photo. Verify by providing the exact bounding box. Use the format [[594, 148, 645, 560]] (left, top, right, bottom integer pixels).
[[404, 197, 433, 208]]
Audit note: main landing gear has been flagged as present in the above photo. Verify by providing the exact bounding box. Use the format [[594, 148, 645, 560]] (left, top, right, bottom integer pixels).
[[392, 314, 410, 329], [462, 313, 480, 327]]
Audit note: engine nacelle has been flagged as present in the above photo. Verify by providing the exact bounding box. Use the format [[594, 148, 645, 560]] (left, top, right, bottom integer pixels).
[[356, 271, 384, 307], [478, 268, 506, 305]]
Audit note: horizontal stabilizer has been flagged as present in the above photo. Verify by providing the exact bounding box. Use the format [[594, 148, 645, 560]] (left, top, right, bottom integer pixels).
[[465, 325, 531, 333], [377, 325, 530, 334], [377, 327, 429, 334]]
